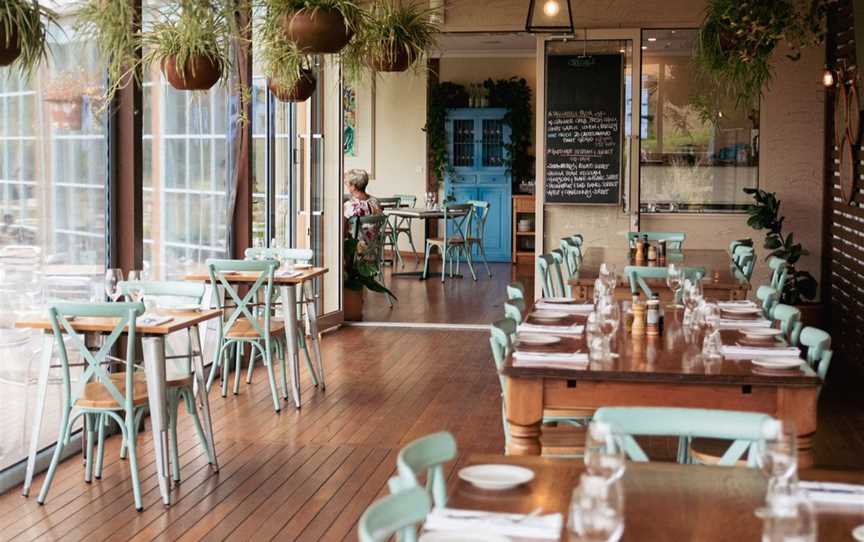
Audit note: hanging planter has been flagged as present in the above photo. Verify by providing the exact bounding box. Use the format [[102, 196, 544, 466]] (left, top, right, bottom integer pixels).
[[0, 26, 21, 66], [282, 7, 354, 54], [162, 54, 222, 91], [268, 69, 316, 102], [0, 1, 57, 76], [367, 45, 413, 72]]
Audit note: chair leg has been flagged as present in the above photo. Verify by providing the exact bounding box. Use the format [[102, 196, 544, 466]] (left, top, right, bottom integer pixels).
[[84, 413, 95, 483], [298, 332, 318, 387], [95, 413, 106, 479], [206, 338, 226, 392], [37, 407, 71, 504], [183, 388, 214, 464], [221, 343, 231, 398], [277, 339, 289, 400], [262, 340, 281, 412], [477, 242, 492, 277], [168, 390, 181, 483], [463, 246, 477, 281], [422, 242, 433, 279], [441, 246, 447, 283], [406, 224, 419, 265], [246, 346, 256, 384], [233, 342, 243, 395], [125, 415, 144, 511]]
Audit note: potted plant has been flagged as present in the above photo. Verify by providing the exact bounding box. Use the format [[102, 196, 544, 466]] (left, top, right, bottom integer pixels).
[[42, 69, 101, 130], [343, 0, 438, 76], [257, 4, 316, 102], [743, 187, 823, 326], [276, 0, 363, 55], [343, 236, 395, 321], [0, 1, 57, 75], [143, 1, 232, 91]]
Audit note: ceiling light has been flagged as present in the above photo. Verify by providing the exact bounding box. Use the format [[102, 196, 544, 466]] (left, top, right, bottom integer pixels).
[[641, 45, 648, 50], [647, 37, 657, 42], [525, 0, 574, 33], [822, 66, 836, 88], [543, 0, 560, 16]]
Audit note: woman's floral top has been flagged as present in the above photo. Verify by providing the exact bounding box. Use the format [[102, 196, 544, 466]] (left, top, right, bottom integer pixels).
[[344, 196, 382, 263]]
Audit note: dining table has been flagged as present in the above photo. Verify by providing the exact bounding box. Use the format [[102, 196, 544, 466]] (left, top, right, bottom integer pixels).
[[15, 307, 221, 506], [447, 454, 864, 540], [183, 266, 328, 409], [383, 207, 469, 279], [504, 305, 822, 466], [569, 247, 750, 302]]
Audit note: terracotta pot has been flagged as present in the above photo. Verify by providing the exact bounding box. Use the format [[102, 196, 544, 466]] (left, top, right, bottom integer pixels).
[[282, 8, 353, 54], [343, 288, 364, 321], [162, 54, 222, 91], [268, 70, 316, 102], [0, 26, 21, 66], [368, 47, 414, 72], [46, 99, 83, 131]]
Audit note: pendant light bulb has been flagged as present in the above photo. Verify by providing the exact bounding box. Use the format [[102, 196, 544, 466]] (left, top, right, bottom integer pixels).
[[822, 67, 835, 88], [543, 0, 560, 17]]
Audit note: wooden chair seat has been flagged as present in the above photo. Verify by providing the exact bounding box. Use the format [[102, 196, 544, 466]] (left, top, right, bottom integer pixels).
[[76, 373, 149, 409], [226, 317, 285, 338], [428, 237, 465, 245], [689, 437, 748, 467]]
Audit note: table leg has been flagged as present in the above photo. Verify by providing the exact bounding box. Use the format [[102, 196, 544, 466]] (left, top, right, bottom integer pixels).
[[142, 336, 171, 506], [190, 327, 218, 472], [303, 282, 325, 390], [22, 333, 54, 497], [504, 377, 544, 456], [280, 284, 302, 409]]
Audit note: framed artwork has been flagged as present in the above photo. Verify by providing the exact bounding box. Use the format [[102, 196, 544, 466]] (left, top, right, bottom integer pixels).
[[343, 79, 375, 176]]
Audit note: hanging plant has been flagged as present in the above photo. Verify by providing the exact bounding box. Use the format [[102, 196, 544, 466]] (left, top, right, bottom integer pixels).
[[272, 0, 363, 55], [257, 2, 316, 102], [485, 77, 533, 184], [425, 82, 467, 185], [0, 1, 58, 77], [143, 0, 234, 91], [694, 0, 828, 107], [342, 0, 439, 79]]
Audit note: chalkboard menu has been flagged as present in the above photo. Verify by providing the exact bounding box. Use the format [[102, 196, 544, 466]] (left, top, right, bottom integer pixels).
[[545, 54, 623, 204]]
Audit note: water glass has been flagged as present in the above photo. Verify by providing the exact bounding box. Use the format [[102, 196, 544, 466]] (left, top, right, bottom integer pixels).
[[586, 312, 610, 362], [568, 474, 625, 542], [761, 490, 817, 542], [666, 263, 684, 306], [104, 268, 123, 302], [701, 329, 723, 360], [599, 262, 617, 291], [759, 421, 799, 501], [584, 421, 626, 482]]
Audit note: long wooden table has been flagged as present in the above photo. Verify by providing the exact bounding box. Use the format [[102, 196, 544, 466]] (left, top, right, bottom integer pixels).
[[504, 309, 822, 466], [569, 247, 749, 301], [184, 266, 328, 409], [15, 308, 222, 506], [449, 455, 864, 540]]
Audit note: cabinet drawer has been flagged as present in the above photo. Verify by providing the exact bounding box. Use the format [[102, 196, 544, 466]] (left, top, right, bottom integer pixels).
[[477, 175, 507, 185], [452, 174, 477, 184]]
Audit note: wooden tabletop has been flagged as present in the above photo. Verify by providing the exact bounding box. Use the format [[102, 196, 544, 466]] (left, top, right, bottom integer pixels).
[[183, 266, 328, 284], [570, 247, 746, 289], [506, 308, 821, 387], [15, 308, 221, 335], [383, 208, 468, 219], [449, 455, 864, 541]]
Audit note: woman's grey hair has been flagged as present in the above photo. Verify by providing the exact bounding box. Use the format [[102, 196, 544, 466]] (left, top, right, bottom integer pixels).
[[344, 169, 369, 192]]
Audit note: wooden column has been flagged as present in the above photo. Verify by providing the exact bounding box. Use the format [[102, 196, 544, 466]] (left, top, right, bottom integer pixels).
[[426, 57, 440, 239], [230, 1, 253, 259]]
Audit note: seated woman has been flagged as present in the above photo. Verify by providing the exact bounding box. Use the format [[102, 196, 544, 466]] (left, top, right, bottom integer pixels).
[[343, 169, 382, 240]]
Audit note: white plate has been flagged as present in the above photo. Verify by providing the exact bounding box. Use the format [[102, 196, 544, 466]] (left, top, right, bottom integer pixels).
[[541, 297, 576, 304], [751, 357, 803, 369], [458, 464, 535, 490], [293, 263, 312, 269], [722, 306, 762, 316], [852, 524, 864, 542], [741, 328, 783, 339], [420, 533, 510, 542], [157, 303, 201, 312], [531, 310, 568, 322], [516, 333, 561, 346]]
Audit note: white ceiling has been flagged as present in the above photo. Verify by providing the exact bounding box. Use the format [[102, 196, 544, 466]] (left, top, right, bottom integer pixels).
[[432, 33, 537, 58]]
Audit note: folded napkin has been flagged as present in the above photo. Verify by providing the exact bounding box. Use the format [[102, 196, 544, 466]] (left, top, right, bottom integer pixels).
[[721, 345, 801, 360], [717, 300, 758, 309], [518, 323, 584, 336], [718, 318, 772, 329], [276, 270, 303, 278], [513, 351, 589, 368], [424, 508, 563, 540], [800, 481, 864, 507], [535, 302, 595, 313], [138, 315, 173, 326]]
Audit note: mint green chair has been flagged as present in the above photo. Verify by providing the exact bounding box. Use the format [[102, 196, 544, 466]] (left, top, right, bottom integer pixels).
[[552, 249, 574, 297], [593, 407, 775, 467], [392, 193, 420, 265], [466, 200, 493, 278], [506, 281, 525, 301], [757, 286, 779, 318], [559, 238, 582, 279], [729, 238, 752, 254], [504, 298, 526, 323], [378, 197, 404, 267], [358, 486, 430, 542], [627, 231, 686, 251], [769, 303, 803, 347], [536, 253, 565, 298], [422, 203, 476, 282], [767, 256, 789, 291], [732, 245, 756, 281], [395, 431, 456, 508], [625, 265, 705, 301], [39, 301, 147, 510], [204, 259, 286, 412], [490, 318, 590, 454], [800, 327, 833, 382]]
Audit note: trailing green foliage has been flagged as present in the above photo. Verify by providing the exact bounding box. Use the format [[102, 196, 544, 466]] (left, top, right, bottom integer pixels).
[[0, 0, 58, 79], [744, 187, 817, 303], [485, 77, 533, 184], [344, 237, 396, 297], [273, 0, 364, 31], [424, 82, 466, 185], [256, 0, 312, 90]]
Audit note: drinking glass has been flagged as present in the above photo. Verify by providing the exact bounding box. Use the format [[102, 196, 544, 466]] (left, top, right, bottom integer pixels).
[[598, 299, 621, 339], [586, 312, 610, 362], [584, 421, 626, 482], [568, 474, 625, 542], [760, 490, 817, 542], [759, 421, 799, 503], [599, 263, 617, 292], [666, 263, 684, 306], [104, 269, 122, 302], [682, 280, 702, 328], [125, 271, 145, 303], [593, 278, 611, 306]]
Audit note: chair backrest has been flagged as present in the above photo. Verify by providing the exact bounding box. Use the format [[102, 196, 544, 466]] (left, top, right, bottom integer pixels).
[[627, 231, 686, 250], [504, 298, 526, 323], [625, 265, 705, 299], [358, 486, 430, 542], [48, 301, 145, 411], [550, 249, 572, 297], [536, 253, 565, 298], [729, 238, 753, 254], [506, 281, 525, 301], [489, 318, 516, 447], [770, 303, 803, 347], [800, 326, 832, 382], [244, 247, 314, 263], [393, 193, 417, 207], [206, 259, 277, 338], [396, 431, 457, 508], [119, 280, 206, 305], [351, 214, 390, 268], [767, 256, 789, 292], [376, 197, 402, 210], [443, 203, 474, 242], [593, 407, 774, 467], [733, 246, 756, 281], [756, 285, 779, 318], [466, 200, 490, 239], [559, 238, 582, 279]]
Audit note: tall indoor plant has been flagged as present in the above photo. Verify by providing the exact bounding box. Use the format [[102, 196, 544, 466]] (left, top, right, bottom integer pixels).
[[0, 1, 57, 75], [343, 237, 395, 321]]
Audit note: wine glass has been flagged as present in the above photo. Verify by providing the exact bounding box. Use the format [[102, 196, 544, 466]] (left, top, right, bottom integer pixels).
[[598, 299, 621, 339], [758, 421, 798, 506], [126, 271, 145, 303], [104, 268, 122, 302], [666, 263, 684, 307], [568, 474, 625, 542], [761, 489, 816, 542], [599, 262, 617, 292], [584, 421, 626, 482]]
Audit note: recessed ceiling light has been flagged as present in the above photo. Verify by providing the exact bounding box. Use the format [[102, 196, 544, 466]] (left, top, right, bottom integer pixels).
[[619, 48, 625, 53], [647, 37, 657, 42], [641, 45, 648, 50]]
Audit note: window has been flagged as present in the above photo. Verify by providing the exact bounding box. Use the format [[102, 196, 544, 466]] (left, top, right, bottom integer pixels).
[[639, 29, 758, 212], [0, 20, 107, 471]]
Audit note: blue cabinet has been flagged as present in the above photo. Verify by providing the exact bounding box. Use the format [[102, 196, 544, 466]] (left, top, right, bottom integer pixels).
[[444, 108, 512, 262]]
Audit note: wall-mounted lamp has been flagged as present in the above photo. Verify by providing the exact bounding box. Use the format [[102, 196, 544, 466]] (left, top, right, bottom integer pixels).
[[526, 0, 574, 33], [823, 66, 836, 88]]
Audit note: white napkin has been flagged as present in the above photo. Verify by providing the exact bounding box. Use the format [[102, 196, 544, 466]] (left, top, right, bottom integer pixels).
[[535, 302, 595, 313], [800, 481, 864, 506], [518, 323, 584, 336], [513, 351, 589, 368], [276, 270, 303, 278], [718, 318, 772, 329], [424, 508, 563, 540], [138, 315, 173, 326], [721, 345, 801, 360], [717, 300, 758, 309]]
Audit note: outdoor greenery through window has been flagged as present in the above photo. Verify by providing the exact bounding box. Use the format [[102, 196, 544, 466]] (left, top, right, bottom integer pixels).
[[639, 28, 758, 212]]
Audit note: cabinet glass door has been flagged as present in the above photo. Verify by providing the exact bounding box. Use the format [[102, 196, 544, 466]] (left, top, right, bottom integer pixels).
[[451, 118, 476, 169], [481, 118, 506, 168]]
